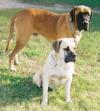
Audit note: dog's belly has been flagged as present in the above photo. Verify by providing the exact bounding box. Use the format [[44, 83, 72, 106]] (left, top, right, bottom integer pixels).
[[49, 75, 67, 89], [47, 63, 74, 89]]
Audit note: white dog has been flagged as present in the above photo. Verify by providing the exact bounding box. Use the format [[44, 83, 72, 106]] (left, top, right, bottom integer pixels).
[[33, 38, 76, 106]]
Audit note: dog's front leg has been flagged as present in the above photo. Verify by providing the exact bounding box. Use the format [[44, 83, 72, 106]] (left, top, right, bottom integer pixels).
[[41, 74, 49, 106], [65, 76, 72, 103]]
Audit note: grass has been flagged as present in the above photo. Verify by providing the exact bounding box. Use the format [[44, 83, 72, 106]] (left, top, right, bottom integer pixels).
[[0, 9, 100, 111], [19, 0, 100, 8]]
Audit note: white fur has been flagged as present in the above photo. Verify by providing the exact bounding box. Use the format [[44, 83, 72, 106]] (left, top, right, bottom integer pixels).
[[33, 38, 75, 106]]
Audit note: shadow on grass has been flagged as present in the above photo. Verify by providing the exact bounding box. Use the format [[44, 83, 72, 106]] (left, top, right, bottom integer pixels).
[[0, 69, 42, 106]]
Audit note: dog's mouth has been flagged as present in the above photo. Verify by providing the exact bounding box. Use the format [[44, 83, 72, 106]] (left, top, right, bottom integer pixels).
[[83, 21, 89, 31], [77, 20, 89, 31], [64, 52, 76, 63]]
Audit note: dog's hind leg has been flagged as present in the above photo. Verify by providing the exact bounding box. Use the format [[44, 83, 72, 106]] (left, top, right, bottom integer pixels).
[[33, 72, 42, 88], [5, 16, 16, 53], [9, 34, 31, 72], [14, 54, 19, 65]]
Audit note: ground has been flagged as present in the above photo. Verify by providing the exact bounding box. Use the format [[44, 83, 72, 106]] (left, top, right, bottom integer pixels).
[[0, 1, 100, 111]]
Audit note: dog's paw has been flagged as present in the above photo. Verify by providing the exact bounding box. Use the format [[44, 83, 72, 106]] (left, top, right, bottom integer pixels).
[[10, 66, 16, 72], [41, 101, 48, 107], [33, 73, 42, 87], [65, 98, 72, 103], [73, 71, 79, 76]]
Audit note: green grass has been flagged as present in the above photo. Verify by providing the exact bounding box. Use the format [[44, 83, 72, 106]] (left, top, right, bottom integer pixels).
[[19, 0, 100, 8], [0, 9, 100, 111]]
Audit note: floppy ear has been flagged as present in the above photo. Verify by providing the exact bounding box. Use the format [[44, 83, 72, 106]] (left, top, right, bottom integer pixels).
[[90, 11, 93, 22], [52, 40, 62, 53], [70, 6, 77, 22]]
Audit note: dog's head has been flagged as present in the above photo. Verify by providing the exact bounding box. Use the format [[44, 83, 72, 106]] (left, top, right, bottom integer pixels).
[[52, 38, 76, 63], [70, 5, 92, 31]]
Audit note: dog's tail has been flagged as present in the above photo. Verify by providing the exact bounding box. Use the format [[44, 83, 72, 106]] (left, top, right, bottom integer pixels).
[[5, 15, 16, 53]]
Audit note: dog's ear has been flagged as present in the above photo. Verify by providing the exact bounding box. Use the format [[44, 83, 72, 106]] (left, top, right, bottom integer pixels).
[[52, 40, 62, 53], [90, 11, 93, 22], [70, 6, 77, 22]]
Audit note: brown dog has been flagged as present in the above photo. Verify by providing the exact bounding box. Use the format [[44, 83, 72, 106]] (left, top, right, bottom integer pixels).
[[5, 5, 92, 71]]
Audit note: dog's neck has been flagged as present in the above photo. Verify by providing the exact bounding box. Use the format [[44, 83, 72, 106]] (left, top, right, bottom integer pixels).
[[52, 51, 65, 67], [73, 30, 83, 45]]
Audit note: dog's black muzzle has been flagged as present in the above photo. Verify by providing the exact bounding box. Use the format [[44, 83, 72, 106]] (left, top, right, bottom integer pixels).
[[65, 52, 76, 63], [78, 20, 89, 31], [77, 13, 90, 31], [83, 20, 89, 31]]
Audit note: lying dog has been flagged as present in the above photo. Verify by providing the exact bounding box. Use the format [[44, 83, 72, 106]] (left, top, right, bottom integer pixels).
[[33, 38, 76, 106], [5, 5, 92, 71]]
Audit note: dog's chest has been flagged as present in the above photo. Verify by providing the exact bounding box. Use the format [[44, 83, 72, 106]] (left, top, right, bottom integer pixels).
[[49, 68, 67, 88], [50, 63, 74, 79], [74, 31, 83, 44]]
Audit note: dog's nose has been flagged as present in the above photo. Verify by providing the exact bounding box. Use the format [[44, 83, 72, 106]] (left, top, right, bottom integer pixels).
[[72, 53, 76, 57], [65, 52, 76, 63], [83, 22, 89, 27], [69, 52, 76, 57], [83, 21, 89, 31], [71, 53, 76, 61]]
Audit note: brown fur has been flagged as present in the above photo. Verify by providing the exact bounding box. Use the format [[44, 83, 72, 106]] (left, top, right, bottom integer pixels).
[[5, 6, 92, 71]]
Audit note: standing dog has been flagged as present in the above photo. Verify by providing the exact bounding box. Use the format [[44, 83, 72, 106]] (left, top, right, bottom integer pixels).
[[5, 5, 92, 71], [33, 38, 76, 106]]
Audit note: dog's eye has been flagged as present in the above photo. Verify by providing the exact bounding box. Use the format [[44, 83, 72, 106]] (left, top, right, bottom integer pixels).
[[83, 12, 89, 17], [64, 47, 69, 51]]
